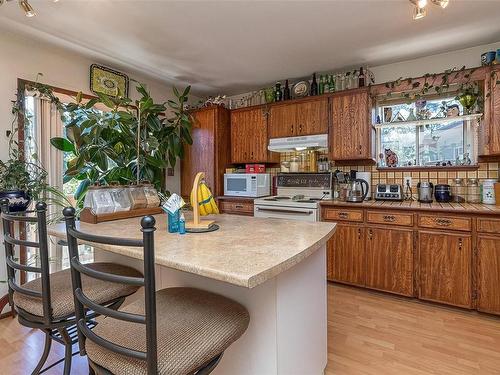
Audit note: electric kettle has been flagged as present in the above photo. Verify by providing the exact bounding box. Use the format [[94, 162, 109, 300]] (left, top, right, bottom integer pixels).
[[347, 178, 369, 203]]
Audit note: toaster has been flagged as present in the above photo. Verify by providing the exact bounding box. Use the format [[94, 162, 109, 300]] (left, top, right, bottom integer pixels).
[[375, 184, 404, 201]]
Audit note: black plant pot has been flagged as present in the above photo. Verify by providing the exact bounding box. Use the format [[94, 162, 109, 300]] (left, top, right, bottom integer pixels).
[[0, 190, 31, 212]]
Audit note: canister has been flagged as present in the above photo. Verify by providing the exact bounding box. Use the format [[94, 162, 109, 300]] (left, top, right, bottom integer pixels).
[[481, 179, 497, 204]]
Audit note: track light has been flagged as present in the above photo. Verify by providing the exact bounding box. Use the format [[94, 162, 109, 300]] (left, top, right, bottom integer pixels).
[[410, 0, 449, 20], [431, 0, 449, 8], [19, 0, 36, 17], [413, 5, 427, 20]]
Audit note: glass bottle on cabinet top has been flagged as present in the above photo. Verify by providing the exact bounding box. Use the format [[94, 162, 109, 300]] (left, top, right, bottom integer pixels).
[[310, 73, 318, 96], [283, 80, 291, 100], [451, 178, 466, 203], [467, 178, 481, 203], [274, 82, 282, 102]]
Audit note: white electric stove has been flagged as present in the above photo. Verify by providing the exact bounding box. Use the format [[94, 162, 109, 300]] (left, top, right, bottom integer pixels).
[[254, 173, 333, 222]]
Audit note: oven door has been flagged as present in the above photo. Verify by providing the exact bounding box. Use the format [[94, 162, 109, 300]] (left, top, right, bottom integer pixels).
[[254, 205, 319, 222]]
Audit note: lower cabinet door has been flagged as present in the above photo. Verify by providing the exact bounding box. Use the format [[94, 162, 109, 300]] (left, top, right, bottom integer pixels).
[[366, 227, 414, 296], [327, 224, 365, 286], [477, 235, 500, 315], [418, 231, 472, 308]]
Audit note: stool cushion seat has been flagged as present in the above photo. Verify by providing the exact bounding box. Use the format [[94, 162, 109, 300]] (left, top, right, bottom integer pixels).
[[86, 287, 250, 375], [14, 262, 142, 319]]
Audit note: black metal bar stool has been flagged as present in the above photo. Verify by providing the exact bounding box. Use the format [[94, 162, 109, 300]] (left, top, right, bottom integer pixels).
[[0, 200, 144, 375], [63, 207, 250, 375]]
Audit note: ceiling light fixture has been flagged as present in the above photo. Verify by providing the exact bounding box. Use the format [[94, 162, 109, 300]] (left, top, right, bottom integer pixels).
[[409, 0, 450, 20], [19, 0, 35, 17], [0, 0, 41, 17]]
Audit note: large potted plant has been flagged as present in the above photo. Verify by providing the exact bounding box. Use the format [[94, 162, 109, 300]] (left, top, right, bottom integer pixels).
[[49, 82, 193, 201]]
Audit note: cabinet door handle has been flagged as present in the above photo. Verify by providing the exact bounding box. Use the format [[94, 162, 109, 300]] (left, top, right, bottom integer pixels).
[[358, 145, 362, 155], [299, 124, 303, 133], [358, 228, 361, 239], [383, 215, 396, 222], [435, 218, 452, 226], [368, 229, 373, 240], [458, 238, 463, 251], [338, 212, 349, 219], [290, 125, 294, 134]]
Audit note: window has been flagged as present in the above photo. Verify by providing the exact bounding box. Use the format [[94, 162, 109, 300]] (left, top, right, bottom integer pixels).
[[376, 96, 479, 168]]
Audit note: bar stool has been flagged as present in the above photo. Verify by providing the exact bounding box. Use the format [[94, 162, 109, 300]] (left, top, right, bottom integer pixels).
[[63, 207, 250, 375], [0, 200, 144, 374]]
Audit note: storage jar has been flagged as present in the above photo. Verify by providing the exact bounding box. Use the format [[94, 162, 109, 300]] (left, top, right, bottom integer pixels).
[[482, 179, 497, 205]]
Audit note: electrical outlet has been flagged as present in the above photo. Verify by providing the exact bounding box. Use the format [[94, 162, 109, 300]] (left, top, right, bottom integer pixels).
[[404, 176, 412, 187]]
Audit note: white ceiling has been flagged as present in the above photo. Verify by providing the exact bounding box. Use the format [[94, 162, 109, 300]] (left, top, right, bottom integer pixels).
[[1, 0, 500, 96]]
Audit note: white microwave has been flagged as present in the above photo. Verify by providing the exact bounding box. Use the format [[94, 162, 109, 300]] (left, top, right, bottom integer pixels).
[[224, 173, 270, 197]]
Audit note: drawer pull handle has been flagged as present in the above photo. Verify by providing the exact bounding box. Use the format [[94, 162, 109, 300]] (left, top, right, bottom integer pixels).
[[383, 215, 396, 222], [435, 218, 452, 226], [338, 212, 349, 219], [234, 204, 244, 209]]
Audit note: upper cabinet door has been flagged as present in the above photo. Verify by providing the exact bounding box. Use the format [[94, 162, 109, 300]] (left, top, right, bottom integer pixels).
[[231, 107, 278, 163], [268, 104, 297, 139], [296, 98, 329, 136], [181, 108, 215, 197], [330, 88, 373, 161], [489, 68, 500, 155]]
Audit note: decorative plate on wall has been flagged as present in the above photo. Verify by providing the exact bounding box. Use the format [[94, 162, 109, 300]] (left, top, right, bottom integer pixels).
[[90, 64, 129, 98], [292, 81, 310, 98]]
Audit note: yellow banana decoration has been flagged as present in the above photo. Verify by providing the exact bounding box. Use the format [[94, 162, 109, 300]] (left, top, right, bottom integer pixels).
[[197, 181, 219, 216]]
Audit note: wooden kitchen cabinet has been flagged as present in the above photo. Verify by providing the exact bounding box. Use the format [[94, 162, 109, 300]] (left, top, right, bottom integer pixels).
[[218, 197, 254, 216], [477, 235, 500, 315], [366, 227, 414, 296], [327, 224, 365, 286], [230, 106, 279, 163], [418, 231, 472, 308], [480, 66, 500, 156], [181, 106, 230, 198], [268, 97, 328, 138], [330, 88, 374, 161]]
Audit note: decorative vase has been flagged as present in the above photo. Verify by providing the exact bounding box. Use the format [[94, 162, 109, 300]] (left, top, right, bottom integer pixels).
[[458, 93, 478, 114], [0, 190, 31, 212]]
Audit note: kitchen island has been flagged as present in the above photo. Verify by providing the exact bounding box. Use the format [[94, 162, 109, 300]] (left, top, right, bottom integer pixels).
[[48, 213, 336, 375]]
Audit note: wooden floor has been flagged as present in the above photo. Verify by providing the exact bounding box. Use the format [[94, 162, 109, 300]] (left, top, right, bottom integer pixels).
[[1, 283, 500, 374]]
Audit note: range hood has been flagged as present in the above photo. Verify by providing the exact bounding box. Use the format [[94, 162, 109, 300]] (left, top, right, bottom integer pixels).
[[268, 134, 328, 152]]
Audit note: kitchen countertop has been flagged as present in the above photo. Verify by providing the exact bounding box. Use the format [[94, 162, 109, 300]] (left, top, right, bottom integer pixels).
[[48, 213, 336, 288], [320, 199, 500, 215]]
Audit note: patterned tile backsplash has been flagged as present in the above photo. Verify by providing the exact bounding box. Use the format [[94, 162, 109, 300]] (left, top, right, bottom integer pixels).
[[269, 151, 499, 200]]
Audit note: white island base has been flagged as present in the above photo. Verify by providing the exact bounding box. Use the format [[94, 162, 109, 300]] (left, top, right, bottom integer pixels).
[[94, 245, 327, 375]]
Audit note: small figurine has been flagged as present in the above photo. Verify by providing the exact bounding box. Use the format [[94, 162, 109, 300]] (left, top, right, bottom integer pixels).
[[446, 104, 460, 117], [384, 148, 398, 168], [378, 153, 385, 167]]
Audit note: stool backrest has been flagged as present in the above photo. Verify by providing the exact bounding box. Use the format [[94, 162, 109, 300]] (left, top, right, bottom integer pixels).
[[63, 207, 158, 374], [0, 199, 53, 324]]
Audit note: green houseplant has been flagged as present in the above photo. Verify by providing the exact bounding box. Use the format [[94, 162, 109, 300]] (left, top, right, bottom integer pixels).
[[49, 82, 193, 201]]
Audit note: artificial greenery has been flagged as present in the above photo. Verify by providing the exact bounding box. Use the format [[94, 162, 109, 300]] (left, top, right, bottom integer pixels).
[[48, 82, 193, 200]]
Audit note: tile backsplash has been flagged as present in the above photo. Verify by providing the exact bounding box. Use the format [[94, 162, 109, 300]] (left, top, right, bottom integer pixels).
[[273, 151, 499, 200]]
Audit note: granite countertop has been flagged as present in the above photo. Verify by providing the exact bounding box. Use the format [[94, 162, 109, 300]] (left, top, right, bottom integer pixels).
[[48, 214, 336, 288], [320, 200, 500, 215]]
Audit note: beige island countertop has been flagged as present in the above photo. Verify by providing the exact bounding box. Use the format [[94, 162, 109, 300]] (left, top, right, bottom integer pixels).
[[48, 213, 336, 288]]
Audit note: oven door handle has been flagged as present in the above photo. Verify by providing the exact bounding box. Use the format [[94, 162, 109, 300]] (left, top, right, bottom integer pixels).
[[256, 207, 314, 215]]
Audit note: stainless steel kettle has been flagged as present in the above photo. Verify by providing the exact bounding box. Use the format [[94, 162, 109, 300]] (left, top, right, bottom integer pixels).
[[346, 178, 369, 203]]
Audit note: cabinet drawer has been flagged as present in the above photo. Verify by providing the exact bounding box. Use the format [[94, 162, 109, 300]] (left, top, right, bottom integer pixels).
[[367, 211, 413, 227], [418, 214, 471, 231], [219, 200, 254, 216], [323, 208, 363, 222], [477, 217, 500, 234]]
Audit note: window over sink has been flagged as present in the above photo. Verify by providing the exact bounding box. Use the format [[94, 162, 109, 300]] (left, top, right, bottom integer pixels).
[[375, 96, 481, 169]]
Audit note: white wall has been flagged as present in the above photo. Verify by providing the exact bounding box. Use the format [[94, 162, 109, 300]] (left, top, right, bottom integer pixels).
[[371, 41, 500, 84]]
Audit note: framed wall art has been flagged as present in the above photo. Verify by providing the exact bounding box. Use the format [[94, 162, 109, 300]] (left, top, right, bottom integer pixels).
[[90, 64, 129, 98]]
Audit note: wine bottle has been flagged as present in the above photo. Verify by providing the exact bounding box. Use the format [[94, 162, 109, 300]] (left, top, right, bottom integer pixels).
[[358, 67, 365, 87], [324, 75, 330, 93], [310, 73, 318, 96], [319, 75, 324, 95], [275, 81, 282, 101], [328, 75, 335, 93], [283, 79, 291, 100]]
